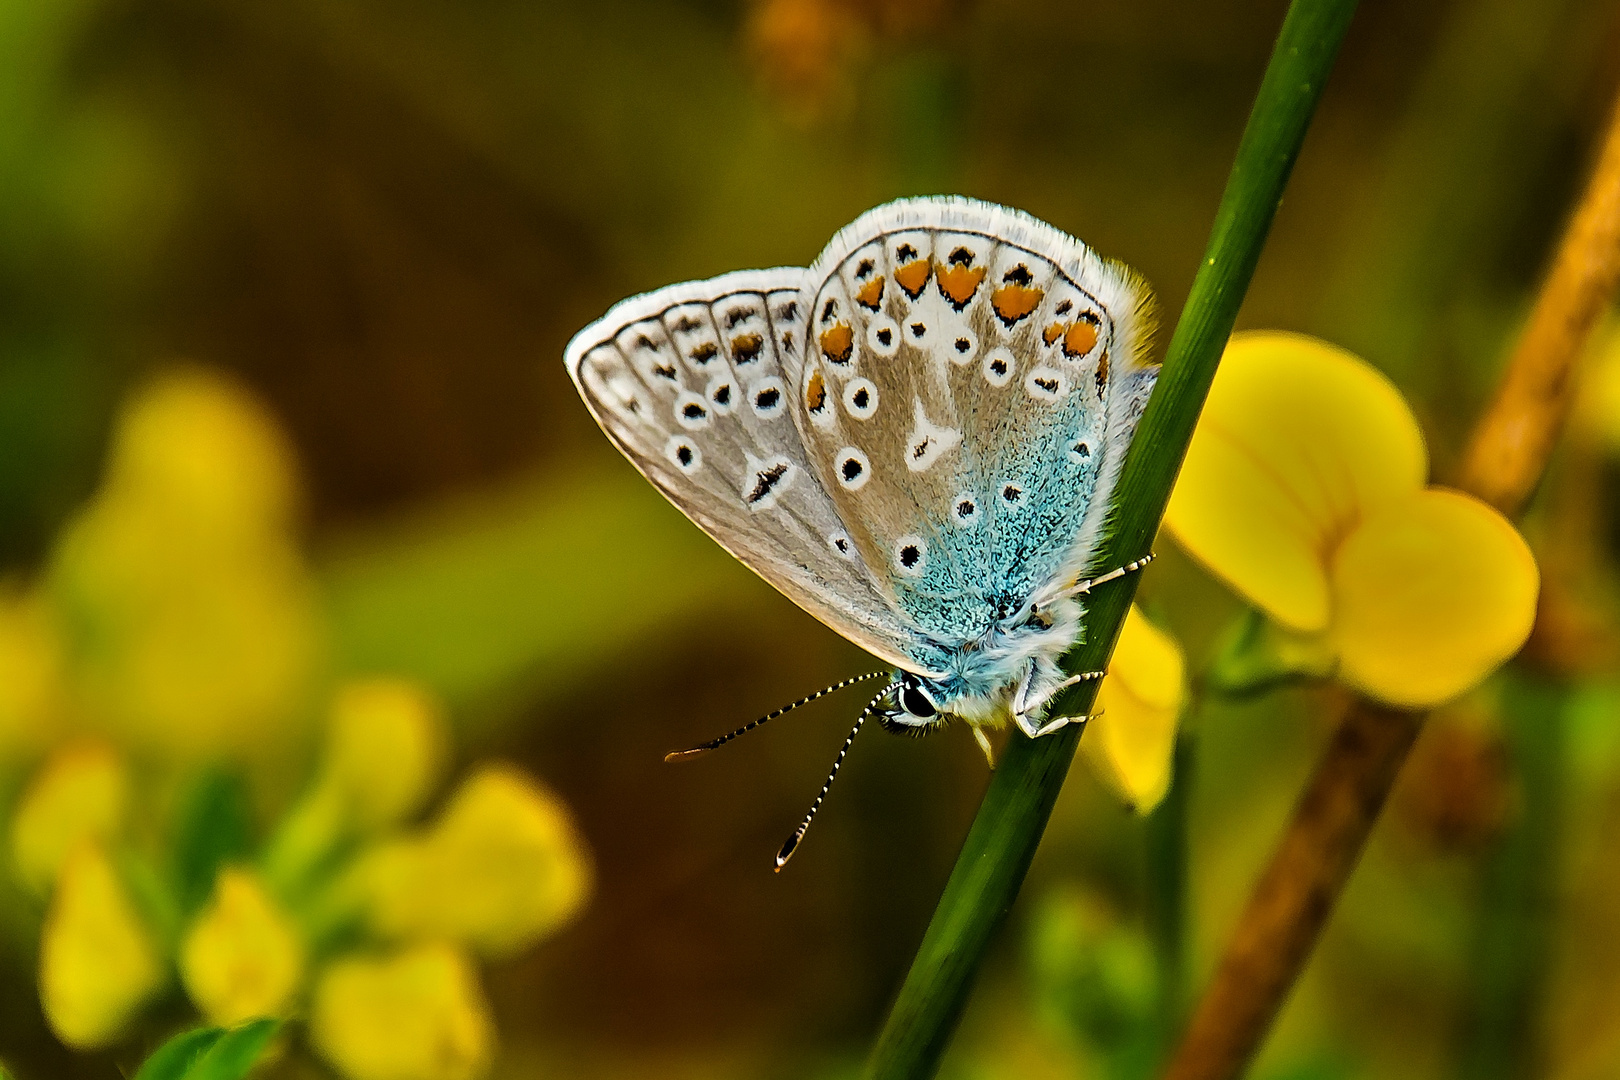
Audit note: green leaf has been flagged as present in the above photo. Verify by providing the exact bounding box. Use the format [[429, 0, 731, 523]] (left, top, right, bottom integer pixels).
[[1208, 607, 1336, 699], [133, 1027, 226, 1080], [133, 1020, 281, 1080]]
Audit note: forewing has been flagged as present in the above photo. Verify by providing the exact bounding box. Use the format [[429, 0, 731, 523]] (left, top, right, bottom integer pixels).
[[565, 269, 929, 672], [794, 198, 1157, 646]]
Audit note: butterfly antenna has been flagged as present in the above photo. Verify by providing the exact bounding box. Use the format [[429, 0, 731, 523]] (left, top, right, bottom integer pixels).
[[664, 671, 889, 762], [774, 690, 884, 871]]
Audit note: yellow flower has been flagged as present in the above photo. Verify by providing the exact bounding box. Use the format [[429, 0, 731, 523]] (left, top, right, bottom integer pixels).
[[180, 868, 304, 1026], [39, 844, 163, 1049], [356, 765, 590, 957], [0, 584, 65, 758], [48, 368, 319, 759], [11, 742, 128, 894], [322, 679, 447, 832], [1573, 317, 1620, 450], [1165, 332, 1538, 708], [1081, 607, 1186, 813], [263, 679, 449, 891], [311, 943, 494, 1080], [102, 366, 299, 539]]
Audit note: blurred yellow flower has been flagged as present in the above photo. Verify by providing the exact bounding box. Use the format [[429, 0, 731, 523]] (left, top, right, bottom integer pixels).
[[1082, 607, 1186, 813], [11, 742, 128, 894], [49, 367, 319, 759], [0, 584, 65, 758], [1165, 332, 1538, 708], [322, 679, 447, 833], [1574, 317, 1620, 450], [264, 679, 449, 892], [39, 844, 163, 1049], [180, 868, 304, 1027], [104, 365, 299, 539], [356, 765, 591, 957], [311, 943, 494, 1080]]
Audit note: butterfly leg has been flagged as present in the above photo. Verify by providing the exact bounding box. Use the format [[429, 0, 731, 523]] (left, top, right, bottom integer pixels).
[[1058, 553, 1156, 603], [971, 726, 996, 769], [1015, 709, 1098, 738], [1011, 660, 1104, 718]]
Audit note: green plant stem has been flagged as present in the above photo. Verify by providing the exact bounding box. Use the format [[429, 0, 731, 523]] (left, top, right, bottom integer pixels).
[[1455, 673, 1567, 1080], [862, 2, 1361, 1076], [1147, 731, 1196, 1058]]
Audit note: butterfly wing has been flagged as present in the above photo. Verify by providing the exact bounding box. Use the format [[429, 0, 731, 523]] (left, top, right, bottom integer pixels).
[[565, 269, 931, 672], [792, 197, 1157, 648]]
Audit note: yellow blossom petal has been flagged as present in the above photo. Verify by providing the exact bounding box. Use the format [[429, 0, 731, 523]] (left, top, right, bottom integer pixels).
[[40, 844, 163, 1049], [311, 943, 493, 1080], [0, 584, 65, 757], [107, 367, 299, 539], [359, 765, 590, 956], [48, 368, 319, 759], [324, 679, 447, 832], [1082, 608, 1186, 812], [1330, 488, 1538, 708], [1165, 332, 1428, 631], [180, 868, 304, 1026], [11, 742, 128, 894], [1573, 318, 1620, 450]]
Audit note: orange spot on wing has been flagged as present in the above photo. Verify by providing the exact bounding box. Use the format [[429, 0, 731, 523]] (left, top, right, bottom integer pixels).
[[1063, 320, 1098, 358], [819, 322, 853, 365], [856, 276, 885, 311], [992, 284, 1044, 326], [894, 259, 931, 299], [1043, 322, 1066, 346], [730, 333, 764, 363], [936, 261, 986, 309], [806, 368, 826, 411]]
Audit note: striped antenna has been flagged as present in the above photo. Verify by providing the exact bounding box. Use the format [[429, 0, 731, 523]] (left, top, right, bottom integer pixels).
[[774, 689, 885, 871], [664, 670, 889, 762]]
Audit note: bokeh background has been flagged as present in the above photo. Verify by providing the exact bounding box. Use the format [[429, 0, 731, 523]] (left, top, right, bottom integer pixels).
[[4, 0, 1620, 1077]]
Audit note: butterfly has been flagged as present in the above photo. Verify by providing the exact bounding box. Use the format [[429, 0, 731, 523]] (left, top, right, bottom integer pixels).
[[565, 196, 1158, 865]]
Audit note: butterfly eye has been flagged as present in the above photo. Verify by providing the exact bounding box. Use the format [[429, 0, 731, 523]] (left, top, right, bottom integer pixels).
[[664, 435, 702, 474], [901, 683, 937, 718], [750, 377, 786, 418], [949, 329, 978, 365], [843, 378, 879, 420], [827, 530, 858, 559], [894, 535, 928, 578], [705, 374, 736, 414], [983, 348, 1016, 387], [674, 392, 712, 431], [866, 315, 900, 358], [835, 446, 871, 491]]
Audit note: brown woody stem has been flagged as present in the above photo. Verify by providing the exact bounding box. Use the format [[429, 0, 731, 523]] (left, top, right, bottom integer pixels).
[[1461, 98, 1620, 513], [1161, 84, 1620, 1080]]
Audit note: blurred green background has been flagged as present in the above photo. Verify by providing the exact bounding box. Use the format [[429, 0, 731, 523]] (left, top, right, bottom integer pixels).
[[4, 0, 1620, 1078]]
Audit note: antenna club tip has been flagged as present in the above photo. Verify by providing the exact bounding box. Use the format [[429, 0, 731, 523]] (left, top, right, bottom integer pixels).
[[664, 747, 706, 762], [774, 831, 805, 870]]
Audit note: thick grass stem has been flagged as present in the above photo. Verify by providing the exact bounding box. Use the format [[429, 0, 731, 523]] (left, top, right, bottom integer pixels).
[[861, 2, 1362, 1076]]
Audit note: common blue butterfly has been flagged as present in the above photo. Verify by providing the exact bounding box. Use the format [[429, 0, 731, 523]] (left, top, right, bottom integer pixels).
[[566, 197, 1157, 864]]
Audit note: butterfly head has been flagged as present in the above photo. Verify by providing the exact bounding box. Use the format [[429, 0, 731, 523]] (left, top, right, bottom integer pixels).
[[875, 671, 947, 737]]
